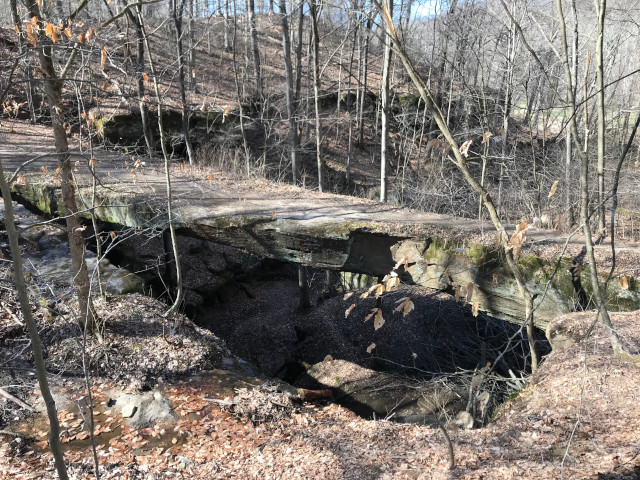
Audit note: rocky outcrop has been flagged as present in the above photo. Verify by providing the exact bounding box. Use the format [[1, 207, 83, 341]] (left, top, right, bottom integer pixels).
[[9, 181, 640, 332]]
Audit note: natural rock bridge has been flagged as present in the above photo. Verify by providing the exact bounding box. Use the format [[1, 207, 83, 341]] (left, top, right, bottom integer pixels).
[[3, 118, 640, 331]]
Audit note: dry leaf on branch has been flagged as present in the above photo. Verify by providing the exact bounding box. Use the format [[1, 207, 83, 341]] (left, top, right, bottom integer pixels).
[[100, 46, 108, 70], [394, 297, 415, 316], [548, 180, 559, 198], [343, 292, 354, 300], [472, 300, 479, 317], [459, 139, 473, 157], [466, 282, 475, 302], [454, 285, 462, 302], [385, 275, 400, 291], [364, 308, 379, 322], [393, 257, 409, 270], [361, 283, 381, 299], [374, 310, 385, 330], [619, 276, 630, 290], [345, 304, 356, 318], [508, 220, 531, 257]]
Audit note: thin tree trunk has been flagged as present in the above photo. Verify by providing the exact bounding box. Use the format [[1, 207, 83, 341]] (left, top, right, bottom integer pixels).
[[294, 0, 304, 103], [375, 1, 539, 371], [298, 265, 310, 311], [172, 0, 196, 165], [279, 0, 300, 184], [25, 0, 97, 335], [126, 3, 155, 156], [138, 8, 184, 316], [310, 0, 324, 191], [247, 0, 262, 98], [233, 0, 252, 175], [188, 0, 198, 91], [224, 0, 231, 51], [358, 14, 371, 145], [9, 0, 37, 124], [0, 166, 70, 480], [595, 0, 606, 231], [345, 0, 358, 187], [563, 0, 578, 230], [555, 0, 626, 355], [380, 0, 393, 203]]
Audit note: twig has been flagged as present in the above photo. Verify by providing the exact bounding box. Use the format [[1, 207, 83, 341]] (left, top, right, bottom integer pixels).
[[1, 302, 23, 326], [437, 424, 455, 470], [204, 398, 235, 406], [0, 387, 36, 412], [0, 430, 26, 438]]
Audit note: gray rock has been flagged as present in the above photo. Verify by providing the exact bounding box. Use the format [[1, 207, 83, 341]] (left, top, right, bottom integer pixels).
[[114, 390, 176, 429]]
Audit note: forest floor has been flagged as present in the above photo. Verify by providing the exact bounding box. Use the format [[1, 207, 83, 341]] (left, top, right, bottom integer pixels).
[[0, 284, 639, 479]]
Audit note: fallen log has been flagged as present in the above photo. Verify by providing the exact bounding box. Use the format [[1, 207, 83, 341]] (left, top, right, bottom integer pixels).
[[297, 388, 332, 402], [0, 387, 36, 412]]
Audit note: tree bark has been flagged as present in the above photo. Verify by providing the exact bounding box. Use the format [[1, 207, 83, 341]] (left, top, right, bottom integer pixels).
[[380, 0, 393, 203], [279, 0, 300, 185], [25, 0, 97, 335], [555, 0, 626, 355], [172, 0, 196, 165], [0, 165, 68, 479], [247, 0, 263, 98], [309, 0, 324, 191], [595, 0, 606, 231], [126, 2, 155, 156]]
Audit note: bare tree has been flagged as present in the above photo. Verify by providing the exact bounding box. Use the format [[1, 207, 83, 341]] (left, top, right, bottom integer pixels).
[[124, 0, 155, 156], [309, 0, 324, 191], [24, 0, 98, 336], [0, 168, 68, 478], [279, 0, 300, 184], [247, 0, 263, 98], [379, 0, 393, 203], [594, 0, 606, 231], [555, 0, 626, 355], [374, 1, 540, 370], [172, 0, 196, 165]]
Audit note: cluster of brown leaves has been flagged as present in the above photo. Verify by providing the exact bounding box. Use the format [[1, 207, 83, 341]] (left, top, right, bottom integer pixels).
[[343, 257, 415, 343]]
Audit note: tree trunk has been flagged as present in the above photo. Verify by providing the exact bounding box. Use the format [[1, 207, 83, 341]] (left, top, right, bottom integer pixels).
[[380, 0, 393, 203], [358, 14, 371, 145], [279, 0, 300, 185], [595, 0, 606, 231], [126, 3, 155, 156], [0, 166, 70, 480], [247, 0, 262, 98], [294, 0, 304, 103], [138, 8, 184, 316], [224, 0, 231, 51], [172, 0, 196, 165], [555, 0, 626, 355], [25, 0, 97, 335], [9, 0, 37, 124], [309, 0, 324, 191], [188, 0, 198, 91], [298, 265, 311, 311]]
